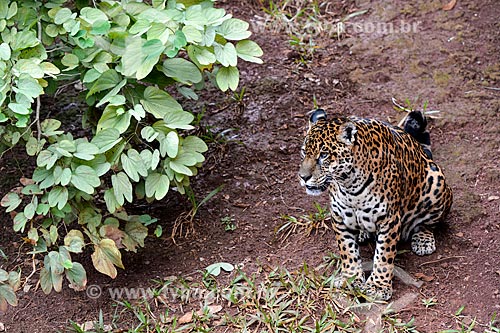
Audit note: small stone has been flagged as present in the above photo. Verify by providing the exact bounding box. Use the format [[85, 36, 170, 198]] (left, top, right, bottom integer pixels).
[[441, 262, 448, 268], [472, 241, 480, 248], [0, 322, 4, 332], [487, 195, 499, 201]]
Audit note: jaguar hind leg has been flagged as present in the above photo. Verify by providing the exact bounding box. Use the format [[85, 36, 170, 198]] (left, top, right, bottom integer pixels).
[[411, 226, 436, 256]]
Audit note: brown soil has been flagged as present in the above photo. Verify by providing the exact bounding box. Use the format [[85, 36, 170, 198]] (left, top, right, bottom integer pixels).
[[1, 0, 500, 332]]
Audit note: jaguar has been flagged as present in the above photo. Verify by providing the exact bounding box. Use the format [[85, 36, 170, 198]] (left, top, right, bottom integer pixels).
[[298, 109, 452, 300]]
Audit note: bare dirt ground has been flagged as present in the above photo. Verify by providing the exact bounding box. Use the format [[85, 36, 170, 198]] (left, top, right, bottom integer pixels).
[[1, 0, 499, 332]]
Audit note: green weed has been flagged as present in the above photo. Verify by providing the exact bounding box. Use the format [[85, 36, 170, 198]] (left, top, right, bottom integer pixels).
[[278, 202, 331, 241]]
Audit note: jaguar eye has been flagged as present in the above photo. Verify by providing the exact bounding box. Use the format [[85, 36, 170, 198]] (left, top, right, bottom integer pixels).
[[319, 152, 329, 159]]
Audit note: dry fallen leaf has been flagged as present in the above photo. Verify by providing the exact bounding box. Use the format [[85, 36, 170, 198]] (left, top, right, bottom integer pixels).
[[442, 0, 457, 11], [178, 305, 223, 324], [414, 272, 435, 282], [19, 177, 34, 186]]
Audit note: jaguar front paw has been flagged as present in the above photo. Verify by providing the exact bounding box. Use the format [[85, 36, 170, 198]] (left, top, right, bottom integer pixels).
[[360, 279, 393, 301], [333, 273, 364, 291]]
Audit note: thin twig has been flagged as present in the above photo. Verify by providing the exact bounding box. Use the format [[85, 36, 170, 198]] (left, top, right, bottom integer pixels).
[[419, 256, 465, 267]]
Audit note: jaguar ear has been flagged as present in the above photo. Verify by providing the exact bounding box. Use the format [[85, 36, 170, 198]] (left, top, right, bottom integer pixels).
[[338, 121, 357, 145], [309, 109, 327, 128]]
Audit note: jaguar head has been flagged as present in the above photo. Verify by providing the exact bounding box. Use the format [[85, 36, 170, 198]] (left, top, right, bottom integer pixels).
[[298, 109, 357, 196]]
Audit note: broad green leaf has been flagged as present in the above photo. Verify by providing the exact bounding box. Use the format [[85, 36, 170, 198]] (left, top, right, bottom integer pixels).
[[21, 184, 42, 196], [91, 239, 124, 278], [88, 69, 121, 96], [129, 104, 145, 121], [0, 270, 8, 282], [169, 160, 193, 176], [41, 119, 64, 136], [13, 212, 28, 232], [216, 66, 239, 92], [61, 53, 79, 70], [111, 172, 133, 205], [140, 126, 159, 142], [54, 8, 73, 25], [70, 165, 100, 194], [0, 43, 11, 60], [37, 150, 57, 170], [182, 25, 202, 43], [40, 62, 61, 77], [8, 103, 30, 115], [14, 59, 44, 79], [138, 39, 165, 80], [119, 37, 164, 80], [65, 262, 87, 291], [41, 251, 64, 294], [177, 86, 198, 100], [13, 74, 43, 101], [154, 225, 163, 237], [164, 131, 179, 158], [145, 172, 170, 200], [0, 284, 17, 309], [26, 136, 45, 156], [48, 186, 68, 210], [174, 151, 201, 166], [49, 225, 59, 244], [184, 5, 207, 29], [129, 18, 151, 35], [217, 18, 251, 40], [83, 68, 101, 83], [78, 207, 102, 227], [187, 45, 216, 66], [183, 136, 208, 153], [80, 7, 108, 24], [36, 203, 50, 215], [140, 86, 183, 119], [165, 30, 186, 58], [95, 79, 127, 108], [163, 111, 194, 130], [96, 105, 131, 134], [122, 221, 148, 252], [64, 230, 85, 253], [91, 128, 122, 153], [151, 149, 161, 170], [10, 30, 39, 51], [205, 262, 234, 276], [74, 141, 99, 160], [162, 58, 202, 84], [236, 40, 263, 64], [24, 201, 37, 220], [214, 42, 237, 67], [104, 188, 120, 214], [28, 228, 39, 243], [121, 149, 148, 182], [1, 192, 22, 213]]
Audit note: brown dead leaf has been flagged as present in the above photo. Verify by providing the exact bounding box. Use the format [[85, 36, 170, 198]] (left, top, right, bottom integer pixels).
[[414, 272, 435, 282], [442, 0, 457, 11], [455, 232, 464, 237], [20, 177, 34, 186], [178, 305, 223, 324], [178, 312, 193, 324]]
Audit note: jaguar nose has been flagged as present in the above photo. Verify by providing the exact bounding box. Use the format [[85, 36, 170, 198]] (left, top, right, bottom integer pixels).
[[299, 174, 312, 182]]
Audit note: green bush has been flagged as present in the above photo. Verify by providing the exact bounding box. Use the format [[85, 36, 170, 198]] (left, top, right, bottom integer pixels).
[[0, 0, 262, 303]]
